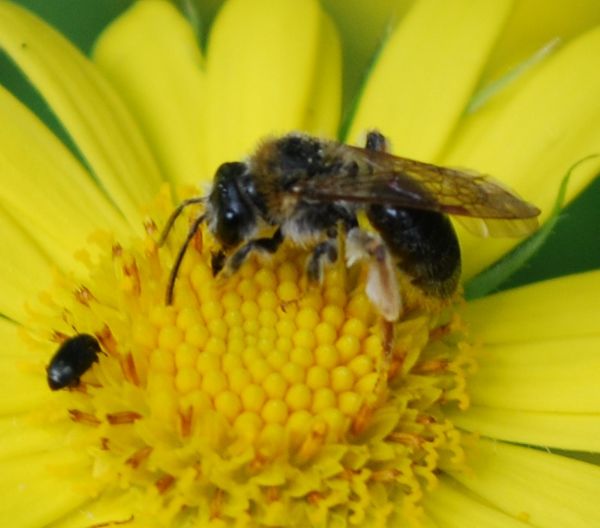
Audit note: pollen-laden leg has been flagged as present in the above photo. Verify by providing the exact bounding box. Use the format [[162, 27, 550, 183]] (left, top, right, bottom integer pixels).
[[346, 228, 401, 323], [346, 227, 399, 399], [225, 228, 284, 275], [361, 130, 400, 321], [362, 131, 401, 395], [306, 229, 339, 283]]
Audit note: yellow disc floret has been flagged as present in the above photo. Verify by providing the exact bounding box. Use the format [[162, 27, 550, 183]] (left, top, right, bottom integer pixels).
[[25, 194, 475, 527]]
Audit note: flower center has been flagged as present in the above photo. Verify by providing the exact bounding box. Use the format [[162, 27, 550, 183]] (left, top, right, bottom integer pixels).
[[27, 191, 475, 526]]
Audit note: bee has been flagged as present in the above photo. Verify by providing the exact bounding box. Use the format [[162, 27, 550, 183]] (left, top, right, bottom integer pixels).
[[46, 333, 101, 390], [160, 131, 540, 320]]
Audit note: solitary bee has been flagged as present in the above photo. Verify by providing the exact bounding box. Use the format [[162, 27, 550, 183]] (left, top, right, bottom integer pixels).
[[160, 131, 540, 320]]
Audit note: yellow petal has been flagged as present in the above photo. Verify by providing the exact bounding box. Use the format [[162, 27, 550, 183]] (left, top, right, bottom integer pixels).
[[484, 0, 600, 82], [425, 477, 530, 528], [0, 2, 163, 227], [444, 26, 600, 277], [0, 319, 48, 415], [451, 406, 600, 452], [0, 83, 131, 270], [0, 449, 90, 527], [0, 207, 51, 322], [0, 370, 51, 416], [0, 415, 66, 459], [463, 270, 600, 344], [298, 13, 342, 138], [421, 514, 441, 528], [203, 0, 341, 176], [449, 439, 600, 528], [348, 0, 513, 159], [50, 491, 139, 528], [94, 0, 206, 188], [0, 320, 93, 524], [468, 337, 600, 413]]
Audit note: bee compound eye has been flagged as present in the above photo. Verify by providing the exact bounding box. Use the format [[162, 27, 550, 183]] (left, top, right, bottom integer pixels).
[[216, 207, 246, 248], [211, 164, 256, 248]]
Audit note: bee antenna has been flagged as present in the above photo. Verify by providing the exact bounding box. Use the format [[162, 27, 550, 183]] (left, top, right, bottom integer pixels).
[[165, 214, 206, 305], [158, 197, 205, 247]]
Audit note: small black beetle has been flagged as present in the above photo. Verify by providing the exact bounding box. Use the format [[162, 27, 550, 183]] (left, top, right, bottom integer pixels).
[[46, 333, 101, 390]]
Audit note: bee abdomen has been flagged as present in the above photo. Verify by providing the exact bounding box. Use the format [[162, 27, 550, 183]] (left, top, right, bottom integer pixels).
[[367, 205, 461, 298]]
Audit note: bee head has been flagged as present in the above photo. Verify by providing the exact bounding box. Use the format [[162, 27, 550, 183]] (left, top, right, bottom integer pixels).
[[209, 162, 257, 248]]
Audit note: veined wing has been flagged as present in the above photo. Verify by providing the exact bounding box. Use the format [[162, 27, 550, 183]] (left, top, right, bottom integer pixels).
[[289, 147, 540, 237]]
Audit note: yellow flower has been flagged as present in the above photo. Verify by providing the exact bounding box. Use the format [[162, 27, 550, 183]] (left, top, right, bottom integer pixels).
[[0, 1, 599, 527]]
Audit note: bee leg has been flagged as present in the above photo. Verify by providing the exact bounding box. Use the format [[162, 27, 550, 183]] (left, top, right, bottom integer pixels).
[[365, 130, 388, 152], [381, 319, 395, 364], [306, 230, 339, 283], [346, 228, 401, 322], [354, 131, 399, 320], [226, 228, 284, 274], [211, 250, 227, 276], [369, 318, 395, 400]]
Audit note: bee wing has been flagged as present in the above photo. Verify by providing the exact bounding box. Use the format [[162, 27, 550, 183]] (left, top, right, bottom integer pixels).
[[290, 148, 540, 238], [452, 216, 540, 238]]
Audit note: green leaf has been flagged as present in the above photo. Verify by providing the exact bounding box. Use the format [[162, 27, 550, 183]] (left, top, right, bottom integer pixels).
[[464, 154, 600, 300]]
